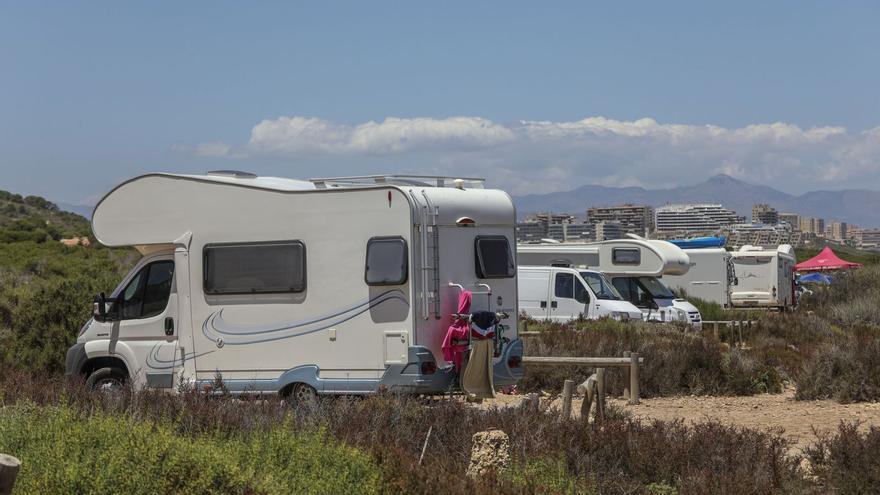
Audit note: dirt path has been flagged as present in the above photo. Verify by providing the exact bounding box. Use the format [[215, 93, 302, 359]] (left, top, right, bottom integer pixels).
[[485, 388, 880, 452]]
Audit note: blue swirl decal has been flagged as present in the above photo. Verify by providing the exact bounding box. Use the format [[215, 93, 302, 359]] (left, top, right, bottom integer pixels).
[[201, 289, 409, 346], [145, 343, 215, 370]]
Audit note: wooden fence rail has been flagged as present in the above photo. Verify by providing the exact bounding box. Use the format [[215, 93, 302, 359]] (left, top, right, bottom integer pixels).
[[522, 352, 643, 405]]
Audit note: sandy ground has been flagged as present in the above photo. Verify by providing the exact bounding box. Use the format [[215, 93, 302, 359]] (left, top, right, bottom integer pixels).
[[483, 387, 880, 453]]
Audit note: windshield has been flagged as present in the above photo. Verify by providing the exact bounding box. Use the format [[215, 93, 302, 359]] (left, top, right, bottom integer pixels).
[[580, 271, 623, 300], [637, 277, 676, 299]]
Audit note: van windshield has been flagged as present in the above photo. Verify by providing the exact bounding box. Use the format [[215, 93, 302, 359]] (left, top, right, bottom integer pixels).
[[580, 271, 623, 300], [637, 277, 676, 299]]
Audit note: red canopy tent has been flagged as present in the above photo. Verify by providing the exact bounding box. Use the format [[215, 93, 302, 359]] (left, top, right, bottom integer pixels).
[[795, 246, 863, 272]]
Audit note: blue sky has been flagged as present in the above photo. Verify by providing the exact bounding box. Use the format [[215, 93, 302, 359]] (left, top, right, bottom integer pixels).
[[1, 1, 879, 204]]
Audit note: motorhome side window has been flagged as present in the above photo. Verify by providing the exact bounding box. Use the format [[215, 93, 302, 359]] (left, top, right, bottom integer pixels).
[[474, 236, 515, 279], [120, 260, 174, 319], [365, 237, 408, 286], [203, 241, 306, 294], [612, 248, 640, 265]]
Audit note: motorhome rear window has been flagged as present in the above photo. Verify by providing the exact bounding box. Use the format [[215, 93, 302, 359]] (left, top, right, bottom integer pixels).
[[474, 236, 516, 279], [612, 248, 641, 265], [365, 237, 408, 286], [203, 241, 306, 294]]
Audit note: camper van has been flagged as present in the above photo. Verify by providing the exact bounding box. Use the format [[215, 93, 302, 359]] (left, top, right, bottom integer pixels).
[[65, 172, 524, 399], [730, 245, 796, 309], [518, 266, 643, 322], [517, 236, 703, 328], [664, 248, 735, 308]]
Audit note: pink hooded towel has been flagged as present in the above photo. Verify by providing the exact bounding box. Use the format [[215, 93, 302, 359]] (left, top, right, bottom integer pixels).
[[441, 290, 471, 370]]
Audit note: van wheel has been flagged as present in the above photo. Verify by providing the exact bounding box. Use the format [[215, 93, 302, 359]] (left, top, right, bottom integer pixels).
[[289, 383, 318, 405], [86, 367, 127, 392]]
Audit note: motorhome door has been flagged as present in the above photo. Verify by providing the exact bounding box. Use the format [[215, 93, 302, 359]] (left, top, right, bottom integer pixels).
[[550, 268, 592, 321], [109, 255, 181, 389]]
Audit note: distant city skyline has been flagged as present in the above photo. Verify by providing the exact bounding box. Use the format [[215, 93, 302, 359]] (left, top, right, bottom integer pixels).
[[2, 2, 879, 204]]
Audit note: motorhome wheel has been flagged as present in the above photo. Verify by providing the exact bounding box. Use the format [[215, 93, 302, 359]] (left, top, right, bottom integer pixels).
[[86, 367, 127, 392], [290, 383, 318, 405]]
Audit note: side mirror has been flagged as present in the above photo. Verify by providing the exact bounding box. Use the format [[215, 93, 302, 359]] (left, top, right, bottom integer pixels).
[[93, 292, 117, 322]]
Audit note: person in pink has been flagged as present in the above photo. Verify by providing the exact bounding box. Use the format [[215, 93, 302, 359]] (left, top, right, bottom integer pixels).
[[441, 290, 471, 370]]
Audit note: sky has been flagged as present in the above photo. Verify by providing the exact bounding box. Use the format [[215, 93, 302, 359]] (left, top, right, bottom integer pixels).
[[1, 1, 879, 205]]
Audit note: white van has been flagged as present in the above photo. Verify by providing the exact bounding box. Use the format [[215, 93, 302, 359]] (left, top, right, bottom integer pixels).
[[518, 266, 643, 322], [65, 172, 524, 398], [730, 245, 796, 309], [664, 248, 735, 308], [517, 236, 703, 328]]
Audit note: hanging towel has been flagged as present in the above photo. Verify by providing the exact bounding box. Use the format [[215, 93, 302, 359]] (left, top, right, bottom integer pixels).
[[469, 310, 497, 339], [442, 290, 471, 370], [461, 339, 496, 399]]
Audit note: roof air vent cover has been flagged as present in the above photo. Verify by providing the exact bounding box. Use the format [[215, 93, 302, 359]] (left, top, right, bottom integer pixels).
[[207, 170, 257, 179]]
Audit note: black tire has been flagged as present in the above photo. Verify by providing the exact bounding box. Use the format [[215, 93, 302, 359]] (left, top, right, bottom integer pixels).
[[286, 383, 318, 406], [86, 366, 127, 392]]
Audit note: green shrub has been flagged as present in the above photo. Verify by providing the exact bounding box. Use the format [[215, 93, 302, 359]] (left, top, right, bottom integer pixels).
[[0, 404, 382, 495], [795, 327, 880, 402], [804, 422, 880, 494], [520, 319, 783, 397], [0, 241, 136, 372]]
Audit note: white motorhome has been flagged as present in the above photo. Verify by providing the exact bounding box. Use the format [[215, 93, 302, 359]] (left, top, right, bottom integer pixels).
[[517, 236, 703, 328], [518, 266, 643, 322], [65, 172, 524, 399], [664, 248, 735, 308], [730, 245, 796, 309]]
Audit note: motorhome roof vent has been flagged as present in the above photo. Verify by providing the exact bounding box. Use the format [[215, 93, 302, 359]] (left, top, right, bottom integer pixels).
[[207, 170, 258, 179]]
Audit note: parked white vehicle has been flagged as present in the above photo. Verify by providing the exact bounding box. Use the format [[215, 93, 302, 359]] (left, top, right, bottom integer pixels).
[[518, 266, 643, 322], [517, 236, 703, 328], [730, 245, 796, 309], [65, 172, 524, 397], [664, 248, 735, 308]]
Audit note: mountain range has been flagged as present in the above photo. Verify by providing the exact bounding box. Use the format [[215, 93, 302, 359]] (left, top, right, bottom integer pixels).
[[513, 174, 880, 228]]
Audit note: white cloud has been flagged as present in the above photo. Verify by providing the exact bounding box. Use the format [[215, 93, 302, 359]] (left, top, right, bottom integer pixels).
[[181, 115, 880, 195], [248, 116, 514, 155]]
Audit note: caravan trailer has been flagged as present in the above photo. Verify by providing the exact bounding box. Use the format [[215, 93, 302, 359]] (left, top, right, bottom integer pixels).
[[517, 236, 703, 328], [730, 245, 796, 309], [664, 248, 735, 308], [65, 172, 523, 398]]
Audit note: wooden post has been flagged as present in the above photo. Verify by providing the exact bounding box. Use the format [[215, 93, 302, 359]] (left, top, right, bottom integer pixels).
[[561, 379, 574, 419], [0, 454, 21, 495], [713, 321, 719, 339], [628, 352, 640, 405], [622, 351, 631, 400], [596, 368, 606, 422]]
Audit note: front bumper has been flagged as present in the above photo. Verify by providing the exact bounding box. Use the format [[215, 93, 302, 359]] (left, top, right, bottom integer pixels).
[[65, 343, 87, 377]]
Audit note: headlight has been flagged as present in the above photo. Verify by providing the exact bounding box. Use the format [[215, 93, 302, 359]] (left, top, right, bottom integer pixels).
[[611, 311, 630, 321]]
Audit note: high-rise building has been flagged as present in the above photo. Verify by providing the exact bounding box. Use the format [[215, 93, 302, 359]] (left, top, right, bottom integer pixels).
[[586, 204, 654, 235], [517, 212, 589, 243], [654, 204, 739, 233], [799, 217, 826, 235], [751, 204, 779, 224], [779, 213, 800, 228], [595, 221, 625, 241], [827, 222, 848, 242]]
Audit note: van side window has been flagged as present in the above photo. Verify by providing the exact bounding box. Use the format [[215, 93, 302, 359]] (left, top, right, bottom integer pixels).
[[365, 237, 408, 286], [204, 241, 306, 294], [612, 248, 640, 265], [120, 260, 174, 319], [474, 236, 516, 279], [554, 273, 590, 304]]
